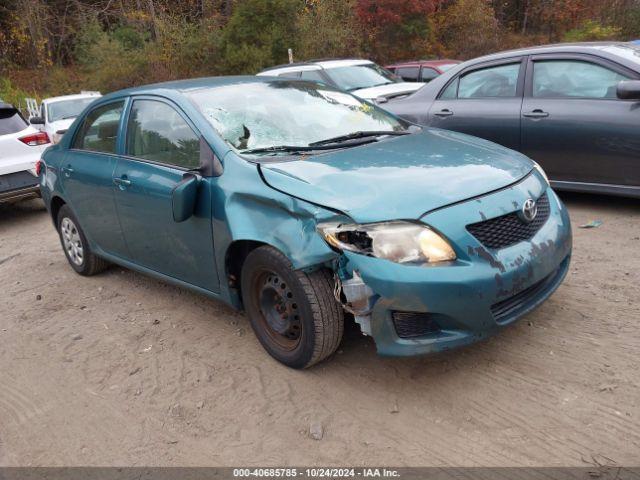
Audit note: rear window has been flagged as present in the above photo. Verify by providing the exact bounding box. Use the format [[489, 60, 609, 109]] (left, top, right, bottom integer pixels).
[[0, 108, 28, 135]]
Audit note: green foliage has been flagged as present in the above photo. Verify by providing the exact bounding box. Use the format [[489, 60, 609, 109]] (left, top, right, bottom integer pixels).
[[296, 0, 363, 60], [435, 0, 500, 60], [220, 0, 302, 73], [564, 20, 622, 42], [112, 25, 149, 51], [0, 77, 36, 110]]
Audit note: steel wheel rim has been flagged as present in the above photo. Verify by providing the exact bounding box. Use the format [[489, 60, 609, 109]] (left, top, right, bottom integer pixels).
[[61, 217, 84, 266], [254, 270, 301, 351]]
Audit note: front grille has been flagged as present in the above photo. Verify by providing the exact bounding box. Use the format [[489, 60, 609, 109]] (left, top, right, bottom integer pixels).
[[490, 267, 559, 322], [467, 193, 550, 250], [392, 311, 440, 339]]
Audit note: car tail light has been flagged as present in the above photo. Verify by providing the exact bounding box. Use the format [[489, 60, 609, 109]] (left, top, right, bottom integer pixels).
[[18, 131, 50, 146], [35, 159, 44, 176]]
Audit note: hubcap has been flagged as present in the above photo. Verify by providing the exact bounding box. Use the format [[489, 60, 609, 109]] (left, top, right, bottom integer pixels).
[[60, 217, 84, 266], [256, 273, 301, 350]]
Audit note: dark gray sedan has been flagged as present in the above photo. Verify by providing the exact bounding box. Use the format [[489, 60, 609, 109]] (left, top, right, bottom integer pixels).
[[384, 42, 640, 198]]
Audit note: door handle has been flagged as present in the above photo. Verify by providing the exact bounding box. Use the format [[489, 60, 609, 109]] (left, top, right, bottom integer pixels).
[[61, 165, 74, 177], [113, 176, 132, 187], [434, 109, 454, 117], [523, 109, 549, 118]]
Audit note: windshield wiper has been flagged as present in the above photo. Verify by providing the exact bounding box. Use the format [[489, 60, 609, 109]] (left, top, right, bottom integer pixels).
[[241, 145, 319, 155], [308, 130, 410, 147]]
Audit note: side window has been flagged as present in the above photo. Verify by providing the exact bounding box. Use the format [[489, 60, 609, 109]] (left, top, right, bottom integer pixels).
[[396, 67, 420, 82], [420, 67, 439, 82], [126, 100, 200, 169], [278, 71, 301, 79], [533, 60, 629, 99], [300, 70, 325, 82], [440, 78, 459, 99], [72, 101, 124, 153], [458, 63, 520, 98]]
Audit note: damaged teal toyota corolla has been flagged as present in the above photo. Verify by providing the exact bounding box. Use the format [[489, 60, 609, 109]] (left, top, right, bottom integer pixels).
[[39, 77, 572, 368]]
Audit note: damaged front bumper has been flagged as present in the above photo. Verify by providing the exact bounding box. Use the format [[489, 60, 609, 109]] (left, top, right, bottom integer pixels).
[[334, 176, 572, 357]]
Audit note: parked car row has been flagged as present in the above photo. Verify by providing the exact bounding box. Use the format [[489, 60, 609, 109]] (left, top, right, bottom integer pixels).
[[385, 59, 461, 82], [384, 42, 640, 198], [257, 59, 424, 101], [28, 91, 102, 144]]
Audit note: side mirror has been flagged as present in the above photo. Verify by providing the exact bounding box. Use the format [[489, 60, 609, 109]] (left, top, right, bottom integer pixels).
[[171, 173, 199, 222], [30, 116, 45, 125], [616, 80, 640, 100]]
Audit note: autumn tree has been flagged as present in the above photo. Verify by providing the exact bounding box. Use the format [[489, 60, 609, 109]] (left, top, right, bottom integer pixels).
[[219, 0, 302, 74], [355, 0, 440, 62], [434, 0, 500, 59], [296, 0, 364, 60]]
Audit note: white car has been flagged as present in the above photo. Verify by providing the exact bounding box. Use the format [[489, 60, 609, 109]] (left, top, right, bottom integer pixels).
[[29, 92, 101, 144], [0, 102, 50, 203], [257, 59, 423, 101]]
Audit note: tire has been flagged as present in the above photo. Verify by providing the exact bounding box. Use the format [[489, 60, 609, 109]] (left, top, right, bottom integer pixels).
[[56, 204, 109, 276], [241, 246, 344, 369]]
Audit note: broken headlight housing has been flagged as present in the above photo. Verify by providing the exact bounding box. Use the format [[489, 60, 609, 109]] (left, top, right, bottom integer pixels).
[[317, 221, 456, 264]]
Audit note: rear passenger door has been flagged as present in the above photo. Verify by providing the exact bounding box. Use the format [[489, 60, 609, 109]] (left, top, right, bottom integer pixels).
[[62, 101, 128, 258], [427, 58, 526, 151], [113, 97, 219, 292]]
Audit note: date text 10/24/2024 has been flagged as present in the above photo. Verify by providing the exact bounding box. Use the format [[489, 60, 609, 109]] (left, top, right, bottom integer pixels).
[[233, 468, 401, 478]]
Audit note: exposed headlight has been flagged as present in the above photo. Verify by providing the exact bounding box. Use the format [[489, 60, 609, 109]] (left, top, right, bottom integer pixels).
[[317, 221, 456, 264], [532, 161, 549, 185]]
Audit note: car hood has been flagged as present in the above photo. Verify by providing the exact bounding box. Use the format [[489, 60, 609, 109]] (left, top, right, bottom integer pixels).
[[259, 129, 533, 223], [352, 82, 423, 100]]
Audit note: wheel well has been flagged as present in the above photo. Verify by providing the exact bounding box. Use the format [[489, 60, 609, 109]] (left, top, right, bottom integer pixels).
[[225, 240, 267, 293], [50, 196, 66, 225]]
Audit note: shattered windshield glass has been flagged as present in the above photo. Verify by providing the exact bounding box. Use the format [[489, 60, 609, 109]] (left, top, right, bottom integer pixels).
[[185, 81, 407, 153]]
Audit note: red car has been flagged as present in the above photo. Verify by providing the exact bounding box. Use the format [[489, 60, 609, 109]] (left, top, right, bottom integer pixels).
[[386, 59, 461, 83]]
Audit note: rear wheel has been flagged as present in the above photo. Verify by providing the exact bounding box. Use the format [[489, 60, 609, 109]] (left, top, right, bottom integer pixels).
[[57, 205, 109, 276], [241, 246, 344, 369]]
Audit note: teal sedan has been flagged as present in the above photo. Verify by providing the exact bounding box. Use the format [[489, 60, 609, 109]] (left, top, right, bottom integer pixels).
[[39, 77, 572, 368]]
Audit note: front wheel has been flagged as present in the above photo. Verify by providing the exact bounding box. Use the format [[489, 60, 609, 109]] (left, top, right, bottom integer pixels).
[[241, 246, 344, 369]]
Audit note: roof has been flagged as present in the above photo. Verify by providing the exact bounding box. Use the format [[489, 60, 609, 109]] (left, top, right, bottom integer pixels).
[[387, 59, 461, 68], [259, 58, 374, 74], [465, 41, 640, 63], [96, 75, 300, 103], [0, 102, 16, 110], [42, 92, 101, 105]]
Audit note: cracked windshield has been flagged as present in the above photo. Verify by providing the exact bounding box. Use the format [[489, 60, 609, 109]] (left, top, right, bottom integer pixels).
[[186, 81, 406, 153]]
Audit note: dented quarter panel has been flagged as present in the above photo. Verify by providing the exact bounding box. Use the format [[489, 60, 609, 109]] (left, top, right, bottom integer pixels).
[[209, 152, 346, 307]]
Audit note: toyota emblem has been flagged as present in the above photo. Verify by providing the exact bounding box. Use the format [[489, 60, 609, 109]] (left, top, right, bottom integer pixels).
[[521, 198, 538, 223]]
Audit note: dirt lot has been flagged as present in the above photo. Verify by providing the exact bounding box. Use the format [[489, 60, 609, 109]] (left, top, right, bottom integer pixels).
[[0, 193, 638, 467]]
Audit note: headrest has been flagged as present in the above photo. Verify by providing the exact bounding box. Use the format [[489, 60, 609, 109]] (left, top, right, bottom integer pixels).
[[98, 120, 119, 140]]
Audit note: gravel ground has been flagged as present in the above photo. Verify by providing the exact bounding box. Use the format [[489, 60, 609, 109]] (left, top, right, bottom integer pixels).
[[0, 193, 638, 467]]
